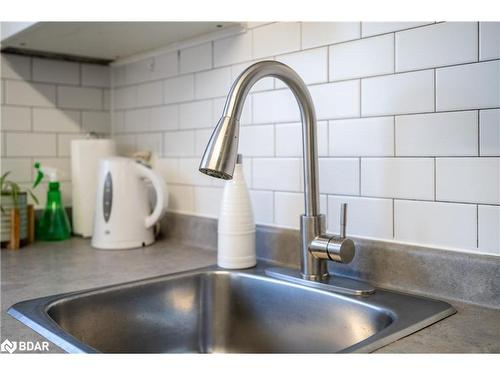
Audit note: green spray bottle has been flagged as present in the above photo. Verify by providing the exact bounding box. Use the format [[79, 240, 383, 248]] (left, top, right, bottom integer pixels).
[[33, 162, 71, 241]]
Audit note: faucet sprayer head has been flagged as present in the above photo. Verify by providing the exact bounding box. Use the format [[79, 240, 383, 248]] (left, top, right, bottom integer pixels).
[[199, 116, 239, 180]]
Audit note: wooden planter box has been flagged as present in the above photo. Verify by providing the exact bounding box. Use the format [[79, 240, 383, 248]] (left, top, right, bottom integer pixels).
[[1, 192, 35, 250]]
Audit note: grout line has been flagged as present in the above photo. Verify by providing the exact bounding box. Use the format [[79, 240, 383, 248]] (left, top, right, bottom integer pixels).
[[358, 157, 361, 196], [166, 181, 500, 207], [393, 32, 396, 72], [392, 198, 395, 239], [112, 54, 500, 90], [433, 68, 437, 112], [476, 204, 479, 248], [358, 79, 362, 116], [477, 22, 480, 61], [433, 158, 437, 201], [477, 110, 481, 156], [393, 116, 396, 156]]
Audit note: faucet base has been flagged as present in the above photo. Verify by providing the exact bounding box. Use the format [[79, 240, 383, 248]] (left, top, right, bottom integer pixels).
[[265, 266, 375, 296]]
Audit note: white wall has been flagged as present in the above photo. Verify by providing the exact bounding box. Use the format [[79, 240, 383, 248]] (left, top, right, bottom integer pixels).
[[1, 54, 110, 207], [111, 21, 500, 256]]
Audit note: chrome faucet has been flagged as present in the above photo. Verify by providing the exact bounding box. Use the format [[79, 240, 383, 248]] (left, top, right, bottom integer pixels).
[[199, 60, 355, 282]]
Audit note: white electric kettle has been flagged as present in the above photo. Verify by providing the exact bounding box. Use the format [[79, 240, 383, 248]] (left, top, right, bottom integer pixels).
[[91, 157, 168, 249]]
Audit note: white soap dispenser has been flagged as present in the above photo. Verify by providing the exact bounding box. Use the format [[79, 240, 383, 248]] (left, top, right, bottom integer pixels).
[[217, 154, 256, 269]]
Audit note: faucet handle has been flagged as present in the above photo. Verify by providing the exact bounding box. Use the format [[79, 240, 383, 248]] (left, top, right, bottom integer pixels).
[[339, 203, 347, 239], [309, 203, 355, 264]]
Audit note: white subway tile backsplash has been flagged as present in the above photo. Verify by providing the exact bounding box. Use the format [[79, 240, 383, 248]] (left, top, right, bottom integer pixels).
[[180, 43, 212, 74], [250, 190, 274, 225], [194, 129, 213, 156], [319, 158, 359, 195], [330, 34, 394, 80], [152, 52, 178, 80], [253, 89, 301, 124], [112, 111, 125, 133], [479, 22, 500, 60], [329, 117, 394, 156], [124, 108, 150, 133], [276, 48, 328, 87], [252, 22, 301, 59], [103, 89, 110, 110], [33, 108, 81, 133], [301, 22, 361, 49], [82, 111, 110, 134], [214, 33, 252, 67], [33, 58, 79, 85], [114, 134, 136, 155], [114, 86, 137, 109], [177, 158, 214, 186], [361, 22, 433, 37], [480, 109, 500, 156], [395, 111, 478, 156], [163, 131, 194, 157], [163, 75, 194, 104], [125, 59, 155, 84], [179, 100, 213, 129], [275, 121, 328, 157], [395, 22, 478, 72], [274, 192, 327, 229], [436, 60, 500, 110], [195, 67, 232, 99], [6, 132, 56, 157], [1, 54, 31, 80], [436, 158, 500, 204], [309, 80, 360, 120], [57, 134, 85, 157], [99, 22, 500, 256], [327, 195, 393, 239], [273, 192, 302, 229], [362, 70, 434, 116], [168, 185, 195, 214], [81, 64, 110, 87], [112, 65, 126, 86], [1, 106, 31, 131], [137, 132, 163, 155], [394, 200, 477, 250], [361, 158, 434, 200], [478, 205, 500, 255], [58, 86, 102, 110], [153, 158, 179, 184], [136, 81, 163, 107], [150, 105, 178, 131], [1, 158, 33, 182], [6, 81, 56, 107], [253, 158, 302, 192], [194, 186, 223, 218], [239, 125, 274, 156]]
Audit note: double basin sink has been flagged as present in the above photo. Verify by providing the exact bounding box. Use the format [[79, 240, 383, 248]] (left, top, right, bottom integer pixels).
[[8, 262, 455, 353]]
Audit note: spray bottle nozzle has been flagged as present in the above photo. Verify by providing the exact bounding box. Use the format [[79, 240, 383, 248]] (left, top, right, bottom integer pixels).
[[33, 162, 59, 188]]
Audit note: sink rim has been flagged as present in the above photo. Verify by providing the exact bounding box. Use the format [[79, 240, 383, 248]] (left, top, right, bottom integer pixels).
[[7, 262, 456, 353]]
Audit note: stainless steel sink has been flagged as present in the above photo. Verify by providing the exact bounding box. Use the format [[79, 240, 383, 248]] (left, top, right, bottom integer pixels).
[[8, 263, 455, 353]]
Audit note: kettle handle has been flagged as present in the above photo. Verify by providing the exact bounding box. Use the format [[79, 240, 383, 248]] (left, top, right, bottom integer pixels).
[[135, 162, 168, 229]]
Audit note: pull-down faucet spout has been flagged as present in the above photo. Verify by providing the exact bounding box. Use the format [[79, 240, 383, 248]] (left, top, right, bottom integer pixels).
[[199, 60, 354, 281]]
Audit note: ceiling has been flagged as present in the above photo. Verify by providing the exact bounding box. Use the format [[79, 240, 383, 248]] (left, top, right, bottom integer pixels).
[[1, 22, 238, 61]]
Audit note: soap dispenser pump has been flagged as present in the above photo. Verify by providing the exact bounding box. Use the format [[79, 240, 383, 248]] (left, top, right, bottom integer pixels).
[[33, 162, 71, 241], [217, 154, 256, 269]]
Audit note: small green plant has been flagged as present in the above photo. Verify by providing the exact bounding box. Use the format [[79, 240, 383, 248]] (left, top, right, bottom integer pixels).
[[1, 171, 39, 213]]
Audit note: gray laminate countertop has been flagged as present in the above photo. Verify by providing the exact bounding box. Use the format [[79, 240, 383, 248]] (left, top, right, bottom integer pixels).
[[1, 238, 499, 353]]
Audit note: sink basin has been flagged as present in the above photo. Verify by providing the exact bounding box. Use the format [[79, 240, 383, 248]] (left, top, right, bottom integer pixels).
[[8, 263, 455, 353]]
